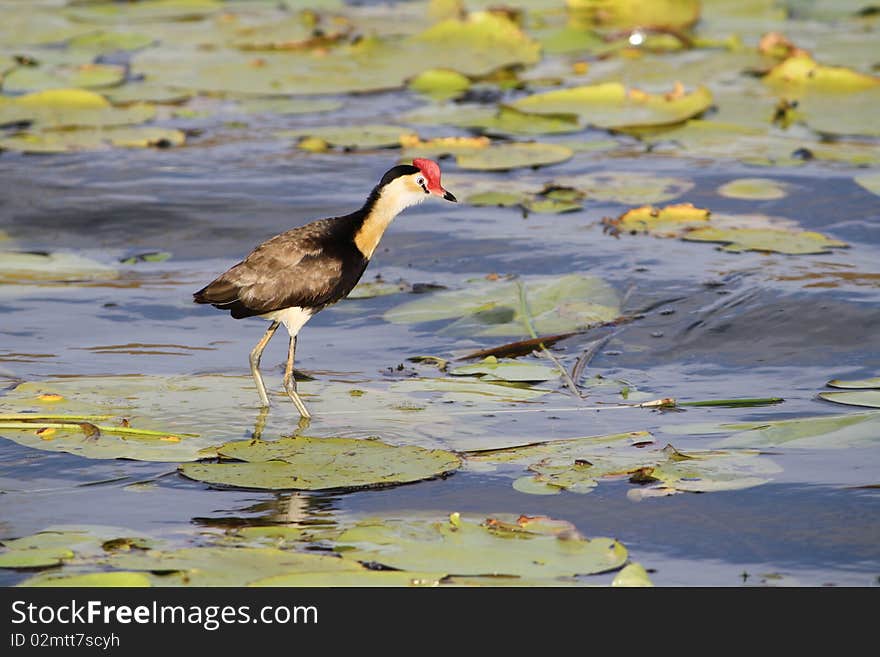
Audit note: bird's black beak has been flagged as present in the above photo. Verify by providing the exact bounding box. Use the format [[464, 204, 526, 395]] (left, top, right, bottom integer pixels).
[[443, 190, 457, 202]]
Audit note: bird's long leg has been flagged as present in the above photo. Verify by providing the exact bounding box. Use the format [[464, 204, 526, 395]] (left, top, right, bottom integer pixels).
[[283, 335, 311, 419], [250, 321, 280, 407]]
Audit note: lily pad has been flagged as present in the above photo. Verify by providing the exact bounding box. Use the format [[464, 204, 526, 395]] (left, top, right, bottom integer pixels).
[[104, 546, 358, 586], [511, 82, 713, 130], [818, 391, 880, 409], [404, 103, 582, 136], [0, 252, 118, 283], [797, 89, 880, 138], [455, 142, 573, 171], [763, 53, 879, 94], [19, 571, 152, 587], [0, 547, 74, 569], [0, 89, 156, 128], [0, 126, 185, 153], [854, 173, 880, 197], [250, 570, 446, 587], [717, 178, 788, 200], [602, 203, 711, 237], [666, 412, 880, 449], [278, 124, 416, 150], [2, 63, 126, 92], [682, 227, 848, 254], [335, 513, 628, 578], [553, 171, 694, 204], [409, 69, 471, 100], [68, 31, 156, 53], [612, 563, 654, 587], [179, 435, 461, 491], [466, 191, 525, 207], [567, 0, 701, 30], [827, 377, 880, 389], [449, 356, 559, 382], [384, 273, 621, 338], [235, 97, 342, 116]]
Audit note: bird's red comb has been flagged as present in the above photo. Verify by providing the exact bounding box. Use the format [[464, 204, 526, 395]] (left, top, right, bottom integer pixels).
[[412, 158, 443, 192]]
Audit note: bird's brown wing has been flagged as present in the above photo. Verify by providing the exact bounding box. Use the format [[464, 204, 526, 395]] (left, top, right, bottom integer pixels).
[[194, 219, 361, 319]]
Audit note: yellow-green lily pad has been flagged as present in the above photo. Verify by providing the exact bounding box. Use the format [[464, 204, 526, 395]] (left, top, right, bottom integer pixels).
[[763, 53, 880, 94], [466, 191, 525, 207], [0, 547, 74, 569], [601, 203, 711, 237], [20, 571, 153, 587], [68, 31, 156, 53], [384, 273, 621, 337], [455, 142, 573, 171], [682, 227, 848, 254], [449, 356, 559, 382], [179, 435, 461, 491], [612, 563, 654, 587], [511, 82, 713, 130], [0, 251, 118, 283], [2, 63, 126, 92], [827, 377, 880, 389], [567, 0, 701, 30], [0, 126, 185, 153], [335, 513, 628, 578], [278, 124, 416, 150], [250, 570, 446, 587], [0, 89, 156, 128], [717, 178, 789, 200], [818, 391, 880, 409], [553, 171, 694, 204], [409, 69, 471, 100]]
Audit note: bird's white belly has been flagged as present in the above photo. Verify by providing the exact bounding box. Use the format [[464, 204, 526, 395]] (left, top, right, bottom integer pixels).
[[260, 306, 314, 336]]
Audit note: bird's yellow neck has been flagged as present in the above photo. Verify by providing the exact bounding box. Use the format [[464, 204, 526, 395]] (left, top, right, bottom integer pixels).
[[354, 175, 426, 259]]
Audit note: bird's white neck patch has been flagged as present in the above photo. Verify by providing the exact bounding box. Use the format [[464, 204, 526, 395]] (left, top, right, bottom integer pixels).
[[354, 175, 427, 258]]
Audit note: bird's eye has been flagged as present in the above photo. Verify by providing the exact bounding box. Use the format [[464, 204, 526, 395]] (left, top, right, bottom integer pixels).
[[416, 177, 429, 194]]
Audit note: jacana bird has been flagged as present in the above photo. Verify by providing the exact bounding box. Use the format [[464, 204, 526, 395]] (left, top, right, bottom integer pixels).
[[193, 158, 457, 418]]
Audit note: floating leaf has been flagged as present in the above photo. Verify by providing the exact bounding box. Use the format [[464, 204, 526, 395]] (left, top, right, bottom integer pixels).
[[523, 198, 582, 214], [818, 391, 880, 409], [235, 97, 343, 116], [0, 126, 185, 153], [854, 173, 880, 197], [104, 546, 358, 586], [567, 0, 701, 30], [553, 172, 694, 204], [250, 570, 446, 587], [409, 69, 470, 100], [69, 0, 223, 23], [763, 53, 879, 94], [612, 563, 654, 587], [384, 274, 621, 337], [335, 514, 627, 578], [667, 412, 880, 449], [0, 547, 73, 569], [404, 103, 581, 136], [454, 142, 573, 171], [717, 178, 788, 200], [0, 252, 118, 283], [466, 431, 653, 466], [0, 89, 156, 129], [466, 191, 525, 207], [68, 31, 155, 53], [682, 227, 848, 254], [2, 63, 126, 92], [602, 203, 710, 237], [20, 571, 152, 587], [511, 82, 713, 130], [278, 124, 416, 150], [827, 377, 880, 389], [179, 435, 461, 491], [449, 356, 560, 382]]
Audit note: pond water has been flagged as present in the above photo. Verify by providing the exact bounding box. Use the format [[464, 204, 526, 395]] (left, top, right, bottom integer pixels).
[[1, 0, 879, 587]]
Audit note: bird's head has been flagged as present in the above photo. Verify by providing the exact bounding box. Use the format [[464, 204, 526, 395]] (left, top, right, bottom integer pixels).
[[376, 158, 457, 210]]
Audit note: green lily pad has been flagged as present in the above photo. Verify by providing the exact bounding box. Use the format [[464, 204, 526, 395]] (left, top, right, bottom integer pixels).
[[390, 377, 553, 403], [20, 571, 153, 587], [666, 412, 880, 449], [449, 356, 560, 382], [466, 191, 525, 207], [553, 171, 694, 204], [602, 203, 711, 237], [0, 547, 74, 569], [567, 0, 701, 30], [854, 173, 880, 197], [0, 251, 118, 283], [511, 82, 713, 130], [404, 103, 582, 136], [278, 124, 416, 150], [68, 31, 156, 53], [104, 546, 358, 586], [523, 198, 583, 214], [2, 63, 126, 92], [250, 570, 447, 587], [717, 178, 789, 200], [179, 435, 461, 491], [827, 377, 880, 389], [0, 126, 185, 153], [466, 431, 653, 466], [818, 391, 880, 409], [384, 273, 621, 338], [68, 0, 223, 23], [455, 142, 573, 171], [0, 89, 156, 128], [409, 69, 471, 100], [763, 53, 880, 94], [612, 563, 654, 587], [682, 227, 848, 254], [797, 88, 880, 138], [335, 514, 627, 578], [235, 97, 343, 115]]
